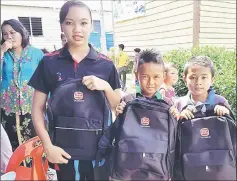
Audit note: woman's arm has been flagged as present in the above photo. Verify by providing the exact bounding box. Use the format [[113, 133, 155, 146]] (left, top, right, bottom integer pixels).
[[1, 40, 12, 59], [104, 87, 122, 110], [31, 90, 52, 148], [31, 90, 71, 163], [82, 76, 122, 110]]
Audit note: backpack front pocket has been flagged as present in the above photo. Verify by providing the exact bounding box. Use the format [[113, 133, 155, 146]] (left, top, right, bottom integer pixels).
[[183, 150, 236, 180], [54, 116, 103, 160], [113, 138, 169, 180]]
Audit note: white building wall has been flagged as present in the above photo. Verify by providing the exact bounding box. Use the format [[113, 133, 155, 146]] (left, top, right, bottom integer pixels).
[[114, 1, 194, 55], [1, 2, 113, 51], [199, 0, 236, 49]]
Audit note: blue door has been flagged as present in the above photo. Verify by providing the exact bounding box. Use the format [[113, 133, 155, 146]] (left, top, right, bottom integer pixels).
[[106, 33, 114, 51], [89, 32, 101, 49], [89, 32, 114, 51]]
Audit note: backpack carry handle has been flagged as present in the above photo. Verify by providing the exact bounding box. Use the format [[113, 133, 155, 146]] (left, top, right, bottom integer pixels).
[[194, 104, 215, 115], [180, 104, 215, 121], [181, 103, 235, 121]]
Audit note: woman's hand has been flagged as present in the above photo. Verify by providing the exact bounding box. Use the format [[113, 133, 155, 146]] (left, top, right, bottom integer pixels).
[[44, 144, 71, 164], [82, 75, 110, 91], [1, 40, 12, 53]]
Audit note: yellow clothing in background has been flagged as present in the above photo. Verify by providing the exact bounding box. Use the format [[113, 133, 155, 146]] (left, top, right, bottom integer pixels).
[[117, 51, 129, 68]]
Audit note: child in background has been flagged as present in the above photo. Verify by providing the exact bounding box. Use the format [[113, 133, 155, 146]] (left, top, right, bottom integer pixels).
[[159, 62, 179, 105]]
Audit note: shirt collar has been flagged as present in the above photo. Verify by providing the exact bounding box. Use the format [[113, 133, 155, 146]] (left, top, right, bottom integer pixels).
[[187, 87, 215, 106], [58, 44, 98, 61], [136, 85, 163, 100], [9, 45, 30, 61]]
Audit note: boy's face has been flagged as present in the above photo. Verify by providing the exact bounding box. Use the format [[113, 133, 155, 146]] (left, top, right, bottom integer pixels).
[[184, 65, 214, 99], [137, 62, 165, 98]]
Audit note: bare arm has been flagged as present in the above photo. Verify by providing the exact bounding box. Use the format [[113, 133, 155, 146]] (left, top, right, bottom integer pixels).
[[82, 76, 122, 111], [1, 40, 12, 59], [104, 87, 122, 110], [31, 90, 71, 163], [31, 90, 52, 148]]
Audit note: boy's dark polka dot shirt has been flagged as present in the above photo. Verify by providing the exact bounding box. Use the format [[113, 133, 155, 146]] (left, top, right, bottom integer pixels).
[[28, 44, 121, 94]]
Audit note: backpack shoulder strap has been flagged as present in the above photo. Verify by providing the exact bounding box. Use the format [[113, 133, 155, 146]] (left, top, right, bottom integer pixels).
[[96, 114, 122, 167]]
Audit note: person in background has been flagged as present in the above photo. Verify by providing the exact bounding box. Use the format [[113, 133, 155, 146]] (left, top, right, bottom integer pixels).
[[108, 47, 116, 64], [61, 33, 67, 47], [0, 19, 44, 150], [133, 48, 141, 86], [1, 124, 13, 175], [159, 62, 179, 105], [117, 44, 129, 91]]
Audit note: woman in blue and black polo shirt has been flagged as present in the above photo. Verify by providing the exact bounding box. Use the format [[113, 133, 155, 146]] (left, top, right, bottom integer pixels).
[[28, 1, 121, 180]]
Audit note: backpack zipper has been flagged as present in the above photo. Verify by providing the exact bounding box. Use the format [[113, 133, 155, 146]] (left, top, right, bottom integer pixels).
[[55, 127, 102, 134]]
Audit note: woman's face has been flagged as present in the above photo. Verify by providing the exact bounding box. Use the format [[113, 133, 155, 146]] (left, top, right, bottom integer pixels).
[[2, 24, 22, 48], [61, 6, 92, 47]]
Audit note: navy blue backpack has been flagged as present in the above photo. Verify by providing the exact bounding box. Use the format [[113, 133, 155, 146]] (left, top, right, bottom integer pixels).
[[47, 78, 112, 161], [174, 103, 236, 180], [98, 97, 178, 180]]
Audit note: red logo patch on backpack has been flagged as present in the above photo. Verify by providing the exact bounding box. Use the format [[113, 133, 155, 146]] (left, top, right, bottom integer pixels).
[[74, 92, 84, 102], [200, 128, 210, 137], [141, 117, 150, 127]]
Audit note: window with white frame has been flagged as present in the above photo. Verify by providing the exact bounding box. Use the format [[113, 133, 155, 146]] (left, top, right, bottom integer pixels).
[[18, 17, 43, 36]]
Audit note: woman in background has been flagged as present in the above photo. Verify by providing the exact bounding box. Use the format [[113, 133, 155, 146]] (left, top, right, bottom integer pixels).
[[0, 19, 44, 150]]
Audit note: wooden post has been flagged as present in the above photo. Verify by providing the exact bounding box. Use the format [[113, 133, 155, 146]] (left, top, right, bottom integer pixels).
[[193, 0, 201, 48]]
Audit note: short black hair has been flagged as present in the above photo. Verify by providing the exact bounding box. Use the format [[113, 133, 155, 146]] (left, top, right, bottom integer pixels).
[[118, 44, 125, 51], [134, 48, 141, 53], [1, 19, 29, 48], [137, 49, 164, 69], [59, 0, 92, 24], [184, 56, 215, 77]]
